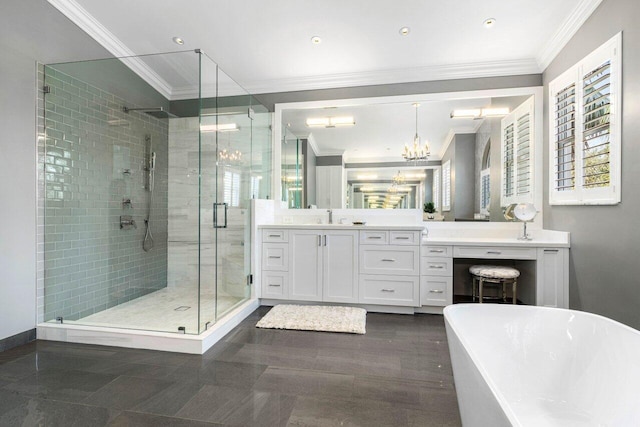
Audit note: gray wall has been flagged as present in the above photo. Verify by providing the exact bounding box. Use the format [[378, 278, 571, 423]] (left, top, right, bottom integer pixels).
[[441, 134, 476, 221], [254, 75, 542, 112], [543, 0, 640, 328], [302, 139, 317, 207], [0, 0, 111, 342]]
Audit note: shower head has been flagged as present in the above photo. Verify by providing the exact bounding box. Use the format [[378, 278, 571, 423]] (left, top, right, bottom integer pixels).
[[122, 106, 178, 119]]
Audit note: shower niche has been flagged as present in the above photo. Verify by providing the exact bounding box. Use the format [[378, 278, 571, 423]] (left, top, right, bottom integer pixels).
[[38, 50, 272, 341]]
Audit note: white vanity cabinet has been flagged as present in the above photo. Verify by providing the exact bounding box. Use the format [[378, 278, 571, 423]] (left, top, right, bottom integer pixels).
[[288, 229, 359, 303], [536, 247, 569, 308], [261, 229, 290, 299], [420, 245, 453, 306], [358, 230, 421, 306]]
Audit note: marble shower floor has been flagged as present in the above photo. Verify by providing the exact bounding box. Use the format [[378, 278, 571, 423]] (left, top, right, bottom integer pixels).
[[60, 287, 244, 335]]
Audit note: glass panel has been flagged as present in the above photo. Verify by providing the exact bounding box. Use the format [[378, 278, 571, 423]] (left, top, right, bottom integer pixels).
[[42, 51, 202, 334]]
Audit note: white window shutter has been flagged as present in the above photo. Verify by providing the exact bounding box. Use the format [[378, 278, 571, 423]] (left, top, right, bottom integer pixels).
[[549, 32, 621, 205], [501, 96, 535, 206]]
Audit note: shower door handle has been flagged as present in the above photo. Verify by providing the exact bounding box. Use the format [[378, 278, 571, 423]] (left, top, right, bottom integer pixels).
[[213, 202, 228, 228]]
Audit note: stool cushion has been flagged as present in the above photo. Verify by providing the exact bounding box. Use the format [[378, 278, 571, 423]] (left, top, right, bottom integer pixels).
[[469, 265, 520, 279]]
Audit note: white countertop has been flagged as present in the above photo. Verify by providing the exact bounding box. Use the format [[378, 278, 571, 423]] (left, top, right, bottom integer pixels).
[[258, 224, 425, 231], [422, 236, 570, 248], [258, 224, 570, 248]]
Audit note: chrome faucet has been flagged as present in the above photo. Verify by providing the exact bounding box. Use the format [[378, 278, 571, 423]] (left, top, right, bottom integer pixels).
[[327, 209, 333, 224]]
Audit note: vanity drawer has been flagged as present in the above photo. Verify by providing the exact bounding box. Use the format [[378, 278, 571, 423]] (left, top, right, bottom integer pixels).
[[263, 229, 288, 243], [421, 257, 453, 277], [359, 275, 419, 306], [420, 276, 453, 307], [359, 246, 419, 275], [360, 230, 389, 245], [453, 246, 537, 260], [262, 243, 289, 270], [390, 231, 421, 245], [262, 271, 288, 299], [422, 245, 453, 258]]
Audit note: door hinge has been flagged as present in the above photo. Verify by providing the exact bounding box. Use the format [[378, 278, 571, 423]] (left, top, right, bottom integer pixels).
[[247, 274, 253, 285]]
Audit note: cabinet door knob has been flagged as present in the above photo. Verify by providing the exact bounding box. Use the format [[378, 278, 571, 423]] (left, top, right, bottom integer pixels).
[[381, 258, 396, 262], [268, 284, 281, 287], [429, 249, 444, 253], [381, 288, 395, 293], [487, 251, 502, 255], [429, 265, 444, 269], [268, 255, 281, 259], [429, 289, 444, 293]]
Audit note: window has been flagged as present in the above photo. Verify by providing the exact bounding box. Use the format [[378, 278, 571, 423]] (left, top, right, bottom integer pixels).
[[480, 168, 490, 215], [432, 168, 440, 211], [480, 143, 491, 215], [442, 160, 451, 211], [549, 32, 621, 205], [501, 96, 534, 206], [224, 170, 241, 207]]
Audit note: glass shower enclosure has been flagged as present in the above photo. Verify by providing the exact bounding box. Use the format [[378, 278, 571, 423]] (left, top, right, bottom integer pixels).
[[40, 50, 271, 335]]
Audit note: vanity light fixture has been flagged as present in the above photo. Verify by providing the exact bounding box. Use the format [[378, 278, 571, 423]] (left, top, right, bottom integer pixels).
[[200, 123, 240, 132], [172, 37, 185, 45], [305, 116, 355, 128], [402, 103, 430, 162], [450, 107, 509, 119]]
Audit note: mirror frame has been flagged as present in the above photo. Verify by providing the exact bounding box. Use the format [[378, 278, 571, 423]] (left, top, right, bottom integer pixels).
[[272, 86, 543, 224]]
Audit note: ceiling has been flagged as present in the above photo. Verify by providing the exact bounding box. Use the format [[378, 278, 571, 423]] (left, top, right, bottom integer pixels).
[[48, 0, 602, 98]]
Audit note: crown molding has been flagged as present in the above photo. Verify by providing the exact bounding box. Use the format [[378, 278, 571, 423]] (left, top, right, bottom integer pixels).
[[536, 0, 603, 70], [240, 58, 541, 95], [47, 0, 174, 99]]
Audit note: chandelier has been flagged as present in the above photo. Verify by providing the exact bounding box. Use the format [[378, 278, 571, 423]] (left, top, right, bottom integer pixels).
[[402, 103, 430, 162], [219, 148, 242, 162], [392, 170, 406, 185], [219, 132, 242, 163]]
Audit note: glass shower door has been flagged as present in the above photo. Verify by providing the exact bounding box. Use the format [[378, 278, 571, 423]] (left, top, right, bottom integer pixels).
[[198, 59, 253, 331]]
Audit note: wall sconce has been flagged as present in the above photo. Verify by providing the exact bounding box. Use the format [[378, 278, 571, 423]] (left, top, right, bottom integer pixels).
[[450, 107, 510, 119], [306, 116, 355, 128]]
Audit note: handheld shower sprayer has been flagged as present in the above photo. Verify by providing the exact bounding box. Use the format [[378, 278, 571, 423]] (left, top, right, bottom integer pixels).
[[143, 135, 156, 252]]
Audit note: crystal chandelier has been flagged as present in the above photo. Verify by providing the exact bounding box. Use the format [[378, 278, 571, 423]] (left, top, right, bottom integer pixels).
[[402, 103, 430, 161], [392, 170, 406, 185], [219, 132, 242, 163]]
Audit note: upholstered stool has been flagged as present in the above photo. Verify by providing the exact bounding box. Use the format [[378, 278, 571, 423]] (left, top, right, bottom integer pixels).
[[469, 265, 520, 304]]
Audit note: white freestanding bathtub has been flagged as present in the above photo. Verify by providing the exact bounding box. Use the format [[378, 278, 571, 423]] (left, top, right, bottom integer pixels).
[[444, 304, 640, 426]]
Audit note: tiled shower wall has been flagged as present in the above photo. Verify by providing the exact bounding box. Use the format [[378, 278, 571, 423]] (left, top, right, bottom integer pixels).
[[38, 66, 168, 322]]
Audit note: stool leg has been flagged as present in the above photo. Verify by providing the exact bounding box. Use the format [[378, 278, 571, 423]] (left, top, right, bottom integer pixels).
[[512, 279, 517, 304], [472, 277, 476, 301], [478, 278, 484, 303], [502, 281, 507, 302]]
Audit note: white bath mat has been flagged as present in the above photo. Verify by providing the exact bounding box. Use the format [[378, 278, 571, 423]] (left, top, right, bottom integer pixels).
[[256, 304, 366, 334]]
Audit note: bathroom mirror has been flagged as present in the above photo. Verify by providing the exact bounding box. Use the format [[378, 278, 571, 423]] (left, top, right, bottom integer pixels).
[[273, 87, 543, 222]]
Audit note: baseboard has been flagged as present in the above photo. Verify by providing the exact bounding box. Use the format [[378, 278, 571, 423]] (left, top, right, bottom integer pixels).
[[0, 329, 36, 352]]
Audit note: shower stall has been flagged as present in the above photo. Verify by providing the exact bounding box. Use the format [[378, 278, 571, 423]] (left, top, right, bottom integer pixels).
[[37, 50, 272, 351]]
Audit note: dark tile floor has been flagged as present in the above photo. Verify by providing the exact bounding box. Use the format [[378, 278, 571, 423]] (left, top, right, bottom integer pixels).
[[0, 307, 462, 426]]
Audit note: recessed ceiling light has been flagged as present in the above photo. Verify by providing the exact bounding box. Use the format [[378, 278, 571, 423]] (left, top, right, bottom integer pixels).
[[311, 36, 322, 45], [483, 18, 496, 28], [172, 37, 185, 45], [399, 27, 410, 36]]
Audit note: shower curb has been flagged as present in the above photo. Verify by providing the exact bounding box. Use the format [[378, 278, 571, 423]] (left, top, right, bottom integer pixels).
[[36, 299, 260, 354]]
